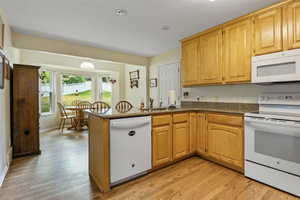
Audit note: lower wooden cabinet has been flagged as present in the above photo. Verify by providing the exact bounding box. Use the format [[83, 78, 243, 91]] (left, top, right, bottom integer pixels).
[[197, 113, 207, 155], [189, 113, 197, 153], [152, 124, 173, 167], [207, 113, 244, 169], [173, 121, 189, 160]]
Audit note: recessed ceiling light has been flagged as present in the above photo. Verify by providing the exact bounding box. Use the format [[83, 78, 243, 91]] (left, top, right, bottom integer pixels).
[[115, 9, 127, 16], [80, 62, 95, 70], [161, 25, 171, 31], [209, 0, 215, 2]]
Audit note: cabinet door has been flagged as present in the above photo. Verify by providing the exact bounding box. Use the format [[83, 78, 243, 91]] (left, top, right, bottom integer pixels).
[[181, 38, 200, 86], [207, 123, 243, 168], [173, 122, 189, 159], [189, 112, 197, 153], [254, 8, 282, 55], [152, 125, 173, 167], [224, 19, 252, 83], [199, 29, 223, 84], [197, 113, 207, 155], [287, 0, 300, 49]]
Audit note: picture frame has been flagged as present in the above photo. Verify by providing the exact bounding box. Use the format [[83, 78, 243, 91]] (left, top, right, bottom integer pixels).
[[130, 79, 139, 88], [0, 16, 4, 50], [0, 55, 4, 89], [129, 70, 140, 80], [150, 78, 157, 88]]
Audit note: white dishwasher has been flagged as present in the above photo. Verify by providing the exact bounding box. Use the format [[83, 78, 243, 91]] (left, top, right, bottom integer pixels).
[[110, 116, 152, 185]]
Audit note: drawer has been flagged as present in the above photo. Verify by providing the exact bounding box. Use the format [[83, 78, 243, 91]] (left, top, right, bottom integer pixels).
[[173, 113, 188, 123], [207, 113, 243, 127], [152, 114, 172, 126]]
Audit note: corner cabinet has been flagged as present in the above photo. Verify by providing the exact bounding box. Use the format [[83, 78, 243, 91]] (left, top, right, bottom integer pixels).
[[223, 19, 252, 83], [196, 113, 207, 155], [181, 38, 200, 86], [199, 29, 223, 84], [253, 7, 283, 55], [287, 0, 300, 50], [152, 115, 173, 167]]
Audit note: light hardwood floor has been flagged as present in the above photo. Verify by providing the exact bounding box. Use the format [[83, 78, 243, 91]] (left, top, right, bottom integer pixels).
[[1, 130, 299, 200]]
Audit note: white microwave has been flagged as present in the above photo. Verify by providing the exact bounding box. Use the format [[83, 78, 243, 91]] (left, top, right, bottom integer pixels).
[[252, 49, 300, 84]]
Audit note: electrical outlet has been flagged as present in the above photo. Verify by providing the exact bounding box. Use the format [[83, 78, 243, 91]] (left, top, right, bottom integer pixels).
[[197, 96, 200, 101], [183, 92, 189, 97]]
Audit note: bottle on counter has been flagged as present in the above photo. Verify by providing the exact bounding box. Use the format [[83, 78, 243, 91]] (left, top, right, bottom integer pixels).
[[140, 98, 145, 110]]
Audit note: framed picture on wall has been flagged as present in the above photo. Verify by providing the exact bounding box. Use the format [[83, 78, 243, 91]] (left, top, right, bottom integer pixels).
[[129, 70, 139, 80], [0, 16, 4, 49], [0, 55, 4, 89], [150, 78, 157, 88]]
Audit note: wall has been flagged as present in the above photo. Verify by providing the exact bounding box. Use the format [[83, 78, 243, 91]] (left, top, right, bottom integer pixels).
[[150, 48, 300, 105], [124, 65, 147, 108], [13, 32, 150, 66], [19, 49, 126, 131], [0, 9, 19, 186]]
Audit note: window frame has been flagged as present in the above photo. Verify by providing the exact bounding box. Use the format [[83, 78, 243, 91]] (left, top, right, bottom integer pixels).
[[39, 69, 55, 115]]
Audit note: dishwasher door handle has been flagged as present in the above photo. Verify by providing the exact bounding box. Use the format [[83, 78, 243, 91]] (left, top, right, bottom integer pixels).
[[111, 119, 151, 129]]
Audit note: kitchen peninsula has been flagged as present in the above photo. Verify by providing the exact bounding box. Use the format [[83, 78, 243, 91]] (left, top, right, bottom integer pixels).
[[87, 102, 258, 192]]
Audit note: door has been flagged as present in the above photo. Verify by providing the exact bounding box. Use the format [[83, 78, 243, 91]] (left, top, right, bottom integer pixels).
[[159, 63, 181, 107], [181, 38, 199, 86], [197, 113, 207, 155], [254, 7, 282, 55], [208, 123, 243, 168], [173, 122, 189, 159], [224, 19, 252, 83], [245, 117, 300, 176], [152, 124, 173, 167], [287, 0, 300, 49], [199, 29, 223, 84]]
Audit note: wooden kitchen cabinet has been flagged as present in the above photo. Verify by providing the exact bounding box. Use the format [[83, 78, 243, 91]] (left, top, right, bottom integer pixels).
[[207, 113, 244, 169], [152, 115, 173, 167], [189, 112, 197, 153], [287, 0, 300, 49], [197, 113, 207, 155], [181, 38, 200, 86], [173, 113, 189, 159], [199, 29, 223, 84], [253, 7, 283, 55], [223, 19, 252, 83]]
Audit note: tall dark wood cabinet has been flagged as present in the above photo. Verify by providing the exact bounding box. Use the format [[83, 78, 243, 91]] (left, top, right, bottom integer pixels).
[[12, 64, 41, 157]]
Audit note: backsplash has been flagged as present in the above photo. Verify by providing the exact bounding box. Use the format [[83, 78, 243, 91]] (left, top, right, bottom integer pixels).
[[182, 83, 300, 104]]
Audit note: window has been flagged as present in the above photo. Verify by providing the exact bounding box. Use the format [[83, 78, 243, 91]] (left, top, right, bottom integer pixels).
[[99, 75, 113, 105], [40, 70, 54, 114], [61, 74, 93, 105]]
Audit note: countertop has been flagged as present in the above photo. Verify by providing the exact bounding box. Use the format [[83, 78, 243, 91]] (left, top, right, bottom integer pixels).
[[86, 103, 258, 119]]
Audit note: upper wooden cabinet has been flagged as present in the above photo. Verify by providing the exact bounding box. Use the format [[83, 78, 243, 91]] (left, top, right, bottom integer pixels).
[[199, 29, 223, 84], [287, 0, 300, 49], [253, 7, 283, 55], [181, 38, 200, 86], [223, 19, 252, 83]]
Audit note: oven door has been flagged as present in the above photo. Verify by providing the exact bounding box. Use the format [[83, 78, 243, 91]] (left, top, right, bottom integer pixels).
[[245, 117, 300, 176]]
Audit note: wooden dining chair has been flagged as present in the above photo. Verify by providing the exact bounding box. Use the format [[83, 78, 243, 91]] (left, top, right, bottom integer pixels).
[[115, 101, 133, 112], [57, 102, 77, 133], [91, 101, 111, 113], [71, 99, 81, 106], [77, 101, 92, 127]]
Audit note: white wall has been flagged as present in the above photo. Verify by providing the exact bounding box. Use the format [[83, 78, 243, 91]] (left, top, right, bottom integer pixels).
[[124, 65, 147, 108], [150, 48, 300, 104], [0, 9, 20, 186], [19, 49, 127, 131]]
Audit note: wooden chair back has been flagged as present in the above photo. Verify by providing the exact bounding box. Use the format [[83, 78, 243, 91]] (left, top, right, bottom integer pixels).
[[115, 101, 133, 112], [77, 101, 92, 109], [91, 101, 111, 112], [57, 102, 67, 117], [71, 99, 81, 106]]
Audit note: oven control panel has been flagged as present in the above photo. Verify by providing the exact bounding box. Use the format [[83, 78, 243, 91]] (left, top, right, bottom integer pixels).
[[259, 93, 300, 105]]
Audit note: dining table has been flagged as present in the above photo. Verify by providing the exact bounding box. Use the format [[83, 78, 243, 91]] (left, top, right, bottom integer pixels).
[[64, 106, 88, 131]]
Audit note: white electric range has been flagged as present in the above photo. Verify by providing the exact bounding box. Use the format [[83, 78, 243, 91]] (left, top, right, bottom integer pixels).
[[244, 93, 300, 197]]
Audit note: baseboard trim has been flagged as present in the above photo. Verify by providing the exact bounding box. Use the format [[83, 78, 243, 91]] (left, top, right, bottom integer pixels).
[[0, 165, 9, 188]]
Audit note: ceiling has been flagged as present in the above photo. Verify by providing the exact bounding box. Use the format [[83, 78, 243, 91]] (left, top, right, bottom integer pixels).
[[0, 0, 281, 57]]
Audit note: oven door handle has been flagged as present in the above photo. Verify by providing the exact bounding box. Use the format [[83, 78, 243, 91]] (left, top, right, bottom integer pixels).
[[245, 117, 300, 127]]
